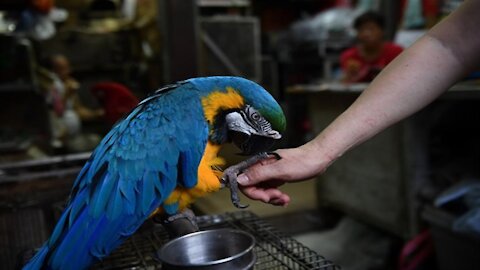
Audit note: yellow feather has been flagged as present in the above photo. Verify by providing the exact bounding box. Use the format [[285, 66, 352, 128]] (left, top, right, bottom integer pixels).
[[201, 87, 244, 124], [152, 142, 224, 217]]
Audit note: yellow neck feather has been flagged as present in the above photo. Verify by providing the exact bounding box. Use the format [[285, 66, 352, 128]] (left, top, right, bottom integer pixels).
[[201, 87, 244, 124], [156, 142, 224, 216]]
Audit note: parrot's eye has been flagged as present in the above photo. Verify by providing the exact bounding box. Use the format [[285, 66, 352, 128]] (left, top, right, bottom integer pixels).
[[244, 105, 272, 133]]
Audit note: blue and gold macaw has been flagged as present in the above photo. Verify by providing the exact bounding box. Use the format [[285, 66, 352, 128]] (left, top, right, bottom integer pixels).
[[23, 76, 286, 270]]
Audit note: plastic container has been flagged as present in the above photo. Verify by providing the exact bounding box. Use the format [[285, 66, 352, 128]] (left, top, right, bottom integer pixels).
[[422, 206, 480, 270]]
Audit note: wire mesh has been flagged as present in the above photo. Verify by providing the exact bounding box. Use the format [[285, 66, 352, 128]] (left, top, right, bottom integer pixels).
[[1, 208, 50, 270], [94, 211, 339, 270]]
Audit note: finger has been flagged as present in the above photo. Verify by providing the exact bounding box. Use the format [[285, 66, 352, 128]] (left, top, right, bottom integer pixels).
[[259, 156, 279, 166], [237, 161, 284, 186], [258, 179, 285, 188], [240, 186, 290, 206], [269, 196, 290, 206], [263, 189, 290, 206], [240, 186, 270, 203]]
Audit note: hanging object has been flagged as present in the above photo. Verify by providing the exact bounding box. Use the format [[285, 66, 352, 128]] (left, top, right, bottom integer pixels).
[[402, 0, 425, 29]]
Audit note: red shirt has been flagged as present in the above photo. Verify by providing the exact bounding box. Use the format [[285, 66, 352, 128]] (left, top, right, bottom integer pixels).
[[340, 42, 403, 82]]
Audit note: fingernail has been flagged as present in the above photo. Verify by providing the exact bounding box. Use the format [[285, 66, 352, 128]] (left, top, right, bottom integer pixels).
[[237, 174, 249, 185], [269, 199, 282, 205], [270, 199, 287, 206]]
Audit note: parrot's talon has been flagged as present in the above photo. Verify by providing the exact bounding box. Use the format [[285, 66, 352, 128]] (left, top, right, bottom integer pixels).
[[221, 151, 277, 209], [155, 208, 199, 238], [234, 201, 249, 209], [222, 168, 247, 209], [267, 151, 282, 160]]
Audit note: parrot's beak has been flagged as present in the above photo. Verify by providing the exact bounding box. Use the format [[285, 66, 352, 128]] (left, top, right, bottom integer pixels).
[[225, 111, 282, 155], [230, 131, 278, 155]]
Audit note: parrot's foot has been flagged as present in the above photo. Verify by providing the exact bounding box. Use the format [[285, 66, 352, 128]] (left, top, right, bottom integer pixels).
[[221, 151, 282, 209], [154, 208, 199, 238]]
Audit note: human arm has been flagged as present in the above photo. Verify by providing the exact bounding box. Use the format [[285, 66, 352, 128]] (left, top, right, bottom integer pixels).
[[74, 98, 105, 121], [238, 0, 480, 205]]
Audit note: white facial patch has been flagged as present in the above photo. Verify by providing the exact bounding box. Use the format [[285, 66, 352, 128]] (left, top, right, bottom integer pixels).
[[225, 111, 257, 135], [225, 108, 282, 139]]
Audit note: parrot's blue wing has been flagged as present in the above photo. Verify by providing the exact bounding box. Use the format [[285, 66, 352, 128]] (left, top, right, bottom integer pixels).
[[23, 83, 208, 270]]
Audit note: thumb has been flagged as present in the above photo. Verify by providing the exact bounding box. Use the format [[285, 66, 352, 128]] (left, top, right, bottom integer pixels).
[[237, 162, 280, 186]]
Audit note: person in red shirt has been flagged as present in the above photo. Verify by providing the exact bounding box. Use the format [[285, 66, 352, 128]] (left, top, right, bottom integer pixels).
[[341, 11, 403, 83]]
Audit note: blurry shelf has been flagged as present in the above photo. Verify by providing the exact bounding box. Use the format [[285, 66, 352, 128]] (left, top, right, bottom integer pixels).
[[0, 152, 90, 184], [0, 83, 34, 92], [287, 82, 480, 98], [198, 0, 250, 7]]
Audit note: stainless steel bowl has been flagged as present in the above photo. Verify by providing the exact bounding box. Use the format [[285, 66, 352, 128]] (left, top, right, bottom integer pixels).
[[157, 229, 256, 270]]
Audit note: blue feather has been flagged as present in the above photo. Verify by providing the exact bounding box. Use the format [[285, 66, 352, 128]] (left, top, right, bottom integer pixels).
[[69, 189, 88, 227], [179, 151, 195, 188], [163, 202, 179, 215], [119, 179, 135, 202], [73, 160, 91, 188], [106, 182, 124, 219], [48, 206, 70, 246], [22, 245, 49, 270], [49, 209, 92, 269], [154, 172, 166, 195], [91, 172, 115, 218], [141, 171, 156, 215]]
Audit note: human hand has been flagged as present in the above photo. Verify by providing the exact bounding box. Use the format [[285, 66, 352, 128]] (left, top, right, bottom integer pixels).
[[95, 109, 105, 118], [237, 146, 331, 206], [345, 59, 361, 73], [343, 59, 364, 82]]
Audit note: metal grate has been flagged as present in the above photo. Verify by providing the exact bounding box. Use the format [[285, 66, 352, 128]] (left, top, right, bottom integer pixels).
[[94, 211, 339, 270], [1, 208, 50, 270]]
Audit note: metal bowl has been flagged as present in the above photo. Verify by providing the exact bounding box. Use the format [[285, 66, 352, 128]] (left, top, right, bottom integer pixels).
[[157, 229, 256, 270]]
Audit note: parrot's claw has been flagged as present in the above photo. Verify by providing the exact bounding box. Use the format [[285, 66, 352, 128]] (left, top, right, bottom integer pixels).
[[267, 151, 282, 160], [221, 168, 249, 209], [154, 208, 199, 238], [221, 152, 282, 209]]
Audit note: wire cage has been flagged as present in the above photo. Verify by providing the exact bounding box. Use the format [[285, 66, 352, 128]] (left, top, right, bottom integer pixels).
[[94, 211, 339, 270], [3, 155, 338, 269]]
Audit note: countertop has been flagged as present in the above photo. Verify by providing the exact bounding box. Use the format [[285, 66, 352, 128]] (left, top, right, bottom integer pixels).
[[287, 81, 480, 97]]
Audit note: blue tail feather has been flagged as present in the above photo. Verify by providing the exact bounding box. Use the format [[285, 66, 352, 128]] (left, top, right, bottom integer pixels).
[[22, 245, 49, 270]]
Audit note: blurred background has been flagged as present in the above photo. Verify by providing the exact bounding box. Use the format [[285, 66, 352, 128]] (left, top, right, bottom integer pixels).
[[1, 0, 479, 269]]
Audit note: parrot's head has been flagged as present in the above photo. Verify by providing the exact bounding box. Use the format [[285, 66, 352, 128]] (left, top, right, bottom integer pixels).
[[225, 104, 283, 155], [195, 77, 286, 155]]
